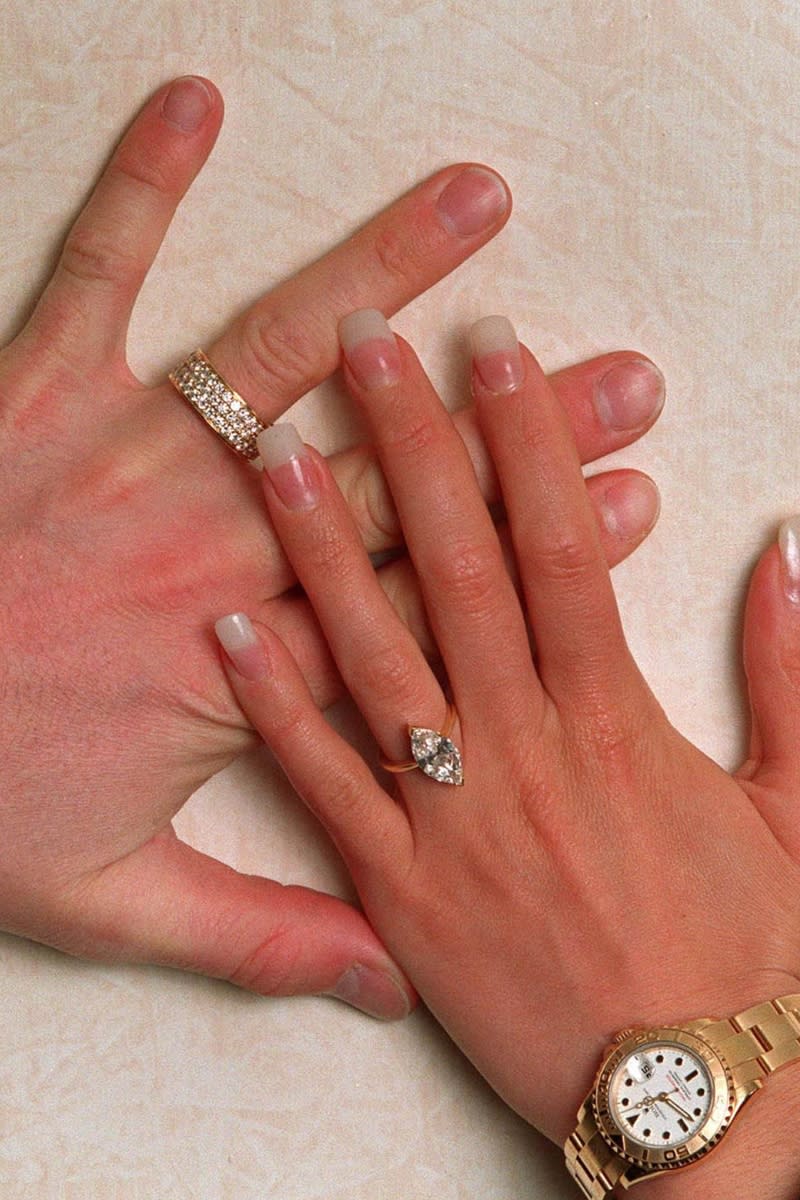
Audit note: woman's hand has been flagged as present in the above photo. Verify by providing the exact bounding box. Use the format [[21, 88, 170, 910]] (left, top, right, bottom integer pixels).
[[0, 77, 663, 1017], [218, 310, 800, 1197]]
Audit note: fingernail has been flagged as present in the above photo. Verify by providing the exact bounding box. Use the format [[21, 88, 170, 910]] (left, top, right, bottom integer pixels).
[[600, 475, 661, 539], [161, 76, 213, 133], [594, 359, 666, 431], [470, 315, 524, 395], [779, 518, 800, 605], [215, 613, 270, 681], [257, 424, 320, 511], [436, 167, 509, 237], [339, 308, 401, 390], [329, 963, 411, 1021]]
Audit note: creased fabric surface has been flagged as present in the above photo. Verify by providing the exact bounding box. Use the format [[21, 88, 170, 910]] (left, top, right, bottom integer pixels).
[[1, 2, 798, 1196]]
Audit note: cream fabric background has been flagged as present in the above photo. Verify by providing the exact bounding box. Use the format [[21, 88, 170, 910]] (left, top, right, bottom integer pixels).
[[1, 2, 798, 1197]]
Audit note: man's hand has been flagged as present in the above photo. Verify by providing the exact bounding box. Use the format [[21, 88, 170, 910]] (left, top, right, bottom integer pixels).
[[0, 79, 663, 1015]]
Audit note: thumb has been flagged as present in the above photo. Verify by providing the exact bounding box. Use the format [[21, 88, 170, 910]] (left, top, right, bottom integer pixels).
[[70, 827, 414, 1020]]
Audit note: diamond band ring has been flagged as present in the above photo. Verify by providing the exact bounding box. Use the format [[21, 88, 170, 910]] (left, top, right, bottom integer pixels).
[[169, 350, 267, 460], [380, 702, 464, 786]]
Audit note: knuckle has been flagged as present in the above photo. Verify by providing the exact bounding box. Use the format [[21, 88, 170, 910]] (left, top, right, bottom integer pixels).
[[303, 516, 357, 578], [568, 694, 657, 782], [428, 539, 500, 617], [380, 413, 440, 459], [348, 637, 419, 701], [59, 226, 138, 288], [107, 152, 174, 201], [266, 693, 315, 746], [239, 308, 322, 396], [372, 225, 416, 287], [316, 762, 372, 821], [228, 917, 301, 995], [533, 531, 598, 587]]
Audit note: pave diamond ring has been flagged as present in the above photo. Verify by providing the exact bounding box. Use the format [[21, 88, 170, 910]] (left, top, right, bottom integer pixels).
[[380, 702, 464, 787], [169, 350, 267, 460]]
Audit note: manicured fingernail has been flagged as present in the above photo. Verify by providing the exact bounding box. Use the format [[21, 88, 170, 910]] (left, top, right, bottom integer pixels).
[[470, 315, 524, 395], [779, 518, 800, 605], [161, 76, 213, 133], [215, 613, 269, 681], [436, 167, 509, 236], [257, 424, 320, 511], [594, 359, 666, 431], [600, 475, 661, 539], [339, 308, 401, 390], [329, 963, 411, 1021]]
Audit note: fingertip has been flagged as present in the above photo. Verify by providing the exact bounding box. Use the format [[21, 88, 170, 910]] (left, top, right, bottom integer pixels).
[[159, 75, 222, 135], [215, 612, 271, 682], [470, 315, 525, 396], [599, 472, 661, 542], [594, 355, 666, 433], [434, 163, 511, 238], [545, 351, 665, 467]]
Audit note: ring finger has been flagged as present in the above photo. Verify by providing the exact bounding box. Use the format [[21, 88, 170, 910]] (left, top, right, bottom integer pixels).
[[256, 426, 446, 766], [197, 164, 510, 427]]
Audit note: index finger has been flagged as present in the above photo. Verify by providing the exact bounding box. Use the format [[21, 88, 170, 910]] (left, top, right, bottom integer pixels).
[[203, 165, 510, 424], [25, 77, 225, 367]]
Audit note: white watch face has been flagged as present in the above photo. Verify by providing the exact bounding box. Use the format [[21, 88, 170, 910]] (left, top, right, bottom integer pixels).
[[608, 1041, 714, 1149]]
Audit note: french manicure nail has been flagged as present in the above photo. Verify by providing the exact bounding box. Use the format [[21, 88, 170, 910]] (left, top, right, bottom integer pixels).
[[329, 963, 411, 1021], [600, 475, 661, 539], [339, 308, 401, 390], [594, 359, 666, 431], [215, 612, 270, 681], [436, 167, 509, 237], [257, 424, 320, 511], [161, 76, 213, 133], [470, 315, 524, 395], [779, 518, 800, 605]]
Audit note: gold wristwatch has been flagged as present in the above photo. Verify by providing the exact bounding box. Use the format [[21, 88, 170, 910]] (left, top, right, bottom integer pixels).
[[565, 993, 800, 1197]]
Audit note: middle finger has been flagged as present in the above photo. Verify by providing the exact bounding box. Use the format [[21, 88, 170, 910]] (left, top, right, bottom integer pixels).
[[338, 309, 538, 725]]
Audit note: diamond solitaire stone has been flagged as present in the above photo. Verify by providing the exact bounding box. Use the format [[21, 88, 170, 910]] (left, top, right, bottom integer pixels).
[[409, 726, 464, 786]]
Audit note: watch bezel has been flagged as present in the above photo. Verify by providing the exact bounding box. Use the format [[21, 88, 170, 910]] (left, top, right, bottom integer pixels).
[[592, 1027, 736, 1173]]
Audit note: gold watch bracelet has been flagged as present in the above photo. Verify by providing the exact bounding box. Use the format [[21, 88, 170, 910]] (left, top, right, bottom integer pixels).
[[565, 993, 800, 1199]]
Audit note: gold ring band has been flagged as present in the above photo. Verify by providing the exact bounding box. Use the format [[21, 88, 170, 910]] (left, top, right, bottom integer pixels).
[[169, 350, 267, 460], [380, 702, 464, 786]]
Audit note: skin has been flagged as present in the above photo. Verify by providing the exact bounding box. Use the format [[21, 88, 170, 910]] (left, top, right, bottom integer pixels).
[[219, 313, 800, 1197], [0, 77, 663, 1016]]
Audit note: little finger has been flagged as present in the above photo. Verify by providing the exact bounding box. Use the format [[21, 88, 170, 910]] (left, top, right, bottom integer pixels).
[[472, 317, 644, 707], [214, 612, 411, 870]]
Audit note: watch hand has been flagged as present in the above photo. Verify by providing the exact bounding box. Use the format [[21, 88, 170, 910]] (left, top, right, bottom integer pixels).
[[661, 1095, 693, 1121]]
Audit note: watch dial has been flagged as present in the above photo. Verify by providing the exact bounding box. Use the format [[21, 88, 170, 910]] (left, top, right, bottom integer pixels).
[[609, 1041, 713, 1149]]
